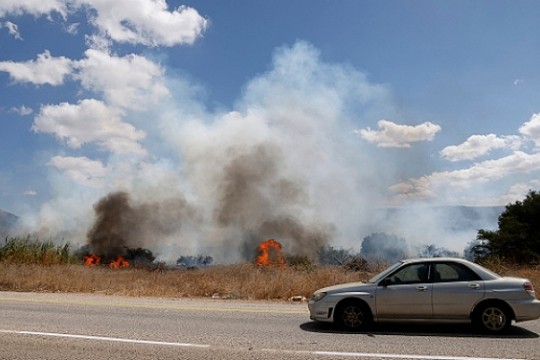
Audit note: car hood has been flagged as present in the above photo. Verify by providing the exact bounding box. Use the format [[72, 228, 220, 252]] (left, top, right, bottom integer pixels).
[[316, 281, 375, 294]]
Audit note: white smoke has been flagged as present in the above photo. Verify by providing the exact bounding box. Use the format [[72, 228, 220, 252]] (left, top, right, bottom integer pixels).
[[15, 41, 500, 262], [15, 41, 394, 260]]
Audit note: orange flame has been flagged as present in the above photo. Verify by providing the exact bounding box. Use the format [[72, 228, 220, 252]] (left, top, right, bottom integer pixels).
[[83, 254, 101, 266], [109, 256, 130, 269], [256, 239, 286, 267]]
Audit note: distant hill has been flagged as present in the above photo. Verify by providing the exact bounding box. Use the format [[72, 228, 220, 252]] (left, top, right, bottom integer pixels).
[[0, 209, 18, 237], [373, 205, 505, 251], [382, 205, 504, 232], [415, 205, 503, 231], [441, 205, 504, 231]]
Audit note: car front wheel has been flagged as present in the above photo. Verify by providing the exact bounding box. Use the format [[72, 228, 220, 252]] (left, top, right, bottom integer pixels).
[[335, 300, 372, 331], [474, 303, 512, 333]]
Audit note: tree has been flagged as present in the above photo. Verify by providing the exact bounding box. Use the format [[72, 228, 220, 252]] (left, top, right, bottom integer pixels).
[[417, 244, 459, 258], [176, 255, 213, 269], [360, 232, 408, 263], [464, 239, 491, 261], [316, 245, 353, 266], [476, 190, 540, 264]]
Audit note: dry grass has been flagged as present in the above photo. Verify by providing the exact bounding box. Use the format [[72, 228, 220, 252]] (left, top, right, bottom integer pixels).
[[2, 237, 538, 301], [0, 263, 370, 300], [1, 262, 538, 301]]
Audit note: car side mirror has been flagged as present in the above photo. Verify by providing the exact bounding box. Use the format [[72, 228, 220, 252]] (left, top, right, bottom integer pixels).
[[379, 278, 391, 287]]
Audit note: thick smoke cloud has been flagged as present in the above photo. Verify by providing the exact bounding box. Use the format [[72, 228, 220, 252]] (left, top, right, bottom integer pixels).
[[20, 41, 495, 263], [85, 141, 335, 261]]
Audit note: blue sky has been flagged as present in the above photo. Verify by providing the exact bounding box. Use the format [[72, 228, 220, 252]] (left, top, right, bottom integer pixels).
[[1, 1, 540, 257]]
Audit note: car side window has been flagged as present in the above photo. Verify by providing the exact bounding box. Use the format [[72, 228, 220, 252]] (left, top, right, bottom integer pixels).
[[385, 263, 429, 285], [433, 263, 481, 282]]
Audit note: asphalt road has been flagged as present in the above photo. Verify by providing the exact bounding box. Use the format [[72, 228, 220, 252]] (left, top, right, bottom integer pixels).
[[0, 291, 539, 360]]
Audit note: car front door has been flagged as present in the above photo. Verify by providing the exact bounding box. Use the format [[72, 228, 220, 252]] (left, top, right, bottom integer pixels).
[[431, 262, 485, 319], [375, 263, 433, 319]]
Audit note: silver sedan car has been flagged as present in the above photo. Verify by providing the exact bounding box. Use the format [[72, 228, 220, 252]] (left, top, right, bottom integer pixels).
[[309, 257, 540, 333]]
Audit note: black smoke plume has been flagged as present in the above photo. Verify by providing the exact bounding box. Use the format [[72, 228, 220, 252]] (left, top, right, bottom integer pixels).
[[86, 192, 135, 261], [214, 144, 333, 259], [86, 191, 195, 263]]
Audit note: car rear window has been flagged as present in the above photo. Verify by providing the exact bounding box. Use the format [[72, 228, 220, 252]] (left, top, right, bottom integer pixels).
[[433, 262, 481, 282]]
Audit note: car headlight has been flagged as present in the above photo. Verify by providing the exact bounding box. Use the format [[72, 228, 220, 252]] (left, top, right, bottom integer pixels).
[[311, 291, 327, 302]]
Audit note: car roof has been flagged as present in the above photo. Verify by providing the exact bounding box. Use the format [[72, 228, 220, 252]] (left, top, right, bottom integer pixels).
[[402, 257, 470, 264]]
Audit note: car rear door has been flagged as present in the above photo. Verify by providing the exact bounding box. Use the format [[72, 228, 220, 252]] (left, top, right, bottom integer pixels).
[[431, 262, 485, 319], [375, 262, 433, 319]]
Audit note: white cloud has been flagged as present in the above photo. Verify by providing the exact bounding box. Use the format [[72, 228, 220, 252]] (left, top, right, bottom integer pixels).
[[356, 119, 441, 148], [0, 50, 74, 86], [1, 1, 207, 46], [75, 0, 208, 46], [48, 155, 109, 187], [391, 113, 540, 205], [10, 105, 33, 116], [519, 113, 540, 148], [0, 0, 67, 18], [1, 20, 22, 39], [391, 151, 540, 205], [75, 48, 170, 109], [440, 134, 522, 162], [66, 22, 79, 35], [24, 190, 37, 196], [32, 99, 147, 155], [495, 181, 540, 206], [0, 41, 172, 111]]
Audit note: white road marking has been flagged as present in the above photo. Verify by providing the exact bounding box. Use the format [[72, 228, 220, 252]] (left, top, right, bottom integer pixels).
[[313, 350, 527, 360], [0, 329, 209, 348], [0, 329, 528, 360]]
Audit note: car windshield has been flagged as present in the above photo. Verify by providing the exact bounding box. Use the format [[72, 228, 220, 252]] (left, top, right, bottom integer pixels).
[[368, 261, 403, 283]]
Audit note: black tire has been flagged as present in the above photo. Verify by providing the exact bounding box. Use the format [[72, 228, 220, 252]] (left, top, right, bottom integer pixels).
[[335, 300, 372, 331], [473, 302, 512, 333]]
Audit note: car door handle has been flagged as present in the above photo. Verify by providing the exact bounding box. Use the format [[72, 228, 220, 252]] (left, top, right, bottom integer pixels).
[[416, 286, 429, 292], [469, 283, 480, 289]]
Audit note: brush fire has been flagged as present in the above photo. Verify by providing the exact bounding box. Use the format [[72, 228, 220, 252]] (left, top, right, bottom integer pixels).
[[81, 247, 156, 268], [83, 254, 101, 266], [82, 239, 288, 268], [79, 191, 326, 268], [82, 254, 129, 268], [256, 239, 287, 267]]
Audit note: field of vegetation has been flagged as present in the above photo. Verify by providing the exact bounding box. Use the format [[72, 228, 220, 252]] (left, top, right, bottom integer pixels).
[[0, 237, 539, 301]]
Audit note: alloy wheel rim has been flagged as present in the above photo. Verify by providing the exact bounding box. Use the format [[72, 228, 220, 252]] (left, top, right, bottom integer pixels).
[[343, 306, 363, 328], [481, 307, 506, 331]]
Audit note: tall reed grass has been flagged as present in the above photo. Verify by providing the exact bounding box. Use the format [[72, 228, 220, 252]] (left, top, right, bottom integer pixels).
[[0, 236, 77, 265]]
